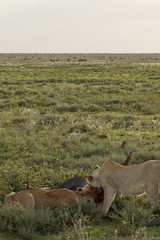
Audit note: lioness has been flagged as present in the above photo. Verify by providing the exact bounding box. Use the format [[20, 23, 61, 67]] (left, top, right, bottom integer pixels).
[[4, 187, 97, 209], [17, 188, 80, 209], [88, 160, 160, 215], [4, 191, 35, 208]]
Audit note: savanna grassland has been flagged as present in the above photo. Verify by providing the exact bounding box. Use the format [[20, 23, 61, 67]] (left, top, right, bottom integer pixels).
[[0, 53, 160, 240]]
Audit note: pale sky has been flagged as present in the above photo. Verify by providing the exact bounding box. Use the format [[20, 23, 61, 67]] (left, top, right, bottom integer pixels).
[[0, 0, 160, 53]]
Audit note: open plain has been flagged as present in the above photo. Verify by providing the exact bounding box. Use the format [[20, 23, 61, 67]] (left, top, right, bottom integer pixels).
[[0, 53, 160, 239]]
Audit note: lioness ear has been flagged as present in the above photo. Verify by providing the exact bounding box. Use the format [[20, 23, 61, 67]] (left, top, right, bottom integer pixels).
[[95, 165, 100, 169], [88, 176, 93, 181], [77, 187, 82, 192]]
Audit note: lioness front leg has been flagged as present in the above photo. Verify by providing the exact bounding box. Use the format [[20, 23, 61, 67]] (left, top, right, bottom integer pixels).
[[145, 184, 159, 213], [102, 184, 117, 216]]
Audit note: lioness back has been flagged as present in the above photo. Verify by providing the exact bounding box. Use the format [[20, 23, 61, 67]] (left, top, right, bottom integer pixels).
[[22, 188, 79, 209], [96, 160, 160, 195]]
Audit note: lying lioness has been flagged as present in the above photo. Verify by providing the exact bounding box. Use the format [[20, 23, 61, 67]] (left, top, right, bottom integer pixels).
[[4, 187, 97, 209], [4, 191, 35, 208], [88, 160, 160, 215]]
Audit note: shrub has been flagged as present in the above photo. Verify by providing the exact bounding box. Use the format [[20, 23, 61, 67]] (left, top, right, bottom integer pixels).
[[39, 115, 57, 126], [69, 123, 90, 133], [0, 204, 95, 239], [113, 198, 152, 227], [112, 197, 156, 238], [12, 117, 28, 124], [68, 103, 80, 112], [87, 104, 102, 112]]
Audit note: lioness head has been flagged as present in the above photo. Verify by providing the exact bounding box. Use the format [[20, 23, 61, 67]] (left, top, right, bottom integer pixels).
[[77, 182, 104, 204], [87, 175, 102, 189], [76, 187, 97, 204]]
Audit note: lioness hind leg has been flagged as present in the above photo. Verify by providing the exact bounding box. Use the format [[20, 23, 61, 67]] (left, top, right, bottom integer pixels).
[[145, 184, 159, 212], [102, 185, 117, 216]]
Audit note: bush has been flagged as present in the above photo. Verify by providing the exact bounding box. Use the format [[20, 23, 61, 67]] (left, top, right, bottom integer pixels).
[[69, 123, 90, 133], [0, 204, 95, 239], [113, 198, 152, 227], [112, 197, 157, 238]]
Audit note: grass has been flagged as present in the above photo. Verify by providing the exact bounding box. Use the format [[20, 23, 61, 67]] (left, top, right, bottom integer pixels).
[[0, 53, 160, 239], [0, 201, 160, 240]]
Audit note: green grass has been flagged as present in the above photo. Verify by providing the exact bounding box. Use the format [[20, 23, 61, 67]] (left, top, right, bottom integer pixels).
[[0, 53, 160, 239]]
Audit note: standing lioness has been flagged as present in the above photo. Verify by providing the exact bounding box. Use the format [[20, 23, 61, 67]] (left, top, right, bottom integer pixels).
[[88, 160, 160, 215]]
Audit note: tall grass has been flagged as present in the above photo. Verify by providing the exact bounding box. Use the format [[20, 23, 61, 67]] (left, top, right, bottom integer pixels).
[[0, 202, 102, 240]]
